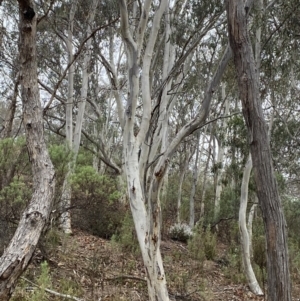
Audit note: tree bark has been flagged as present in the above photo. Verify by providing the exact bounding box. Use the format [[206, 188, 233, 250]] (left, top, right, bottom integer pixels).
[[60, 0, 78, 234], [239, 154, 263, 295], [0, 2, 55, 299], [214, 83, 229, 220], [177, 146, 190, 223], [227, 1, 291, 300], [189, 132, 200, 227], [60, 0, 98, 234], [0, 80, 19, 139]]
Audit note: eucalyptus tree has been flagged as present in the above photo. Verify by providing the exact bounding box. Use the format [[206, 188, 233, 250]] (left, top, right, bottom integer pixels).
[[238, 154, 263, 295], [38, 0, 121, 233], [0, 1, 55, 299], [227, 0, 291, 299], [116, 0, 231, 299]]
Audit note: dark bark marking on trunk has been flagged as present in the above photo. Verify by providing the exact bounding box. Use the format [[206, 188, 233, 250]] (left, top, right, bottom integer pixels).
[[23, 7, 35, 20]]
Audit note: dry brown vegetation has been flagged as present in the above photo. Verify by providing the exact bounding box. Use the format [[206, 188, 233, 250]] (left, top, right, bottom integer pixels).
[[11, 228, 300, 301]]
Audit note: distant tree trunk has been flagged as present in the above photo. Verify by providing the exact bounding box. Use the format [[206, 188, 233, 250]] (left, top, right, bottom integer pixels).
[[177, 146, 190, 223], [60, 0, 98, 234], [0, 2, 55, 299], [214, 84, 229, 220], [199, 131, 213, 218], [1, 80, 18, 139], [239, 154, 263, 295], [59, 0, 78, 234], [189, 132, 200, 227], [227, 1, 291, 300]]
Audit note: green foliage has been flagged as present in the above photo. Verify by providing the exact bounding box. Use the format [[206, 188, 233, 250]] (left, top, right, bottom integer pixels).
[[222, 245, 246, 284], [219, 186, 239, 220], [0, 138, 30, 249], [188, 223, 217, 262], [284, 196, 300, 241], [252, 235, 266, 271], [49, 144, 72, 178], [288, 238, 300, 282], [111, 212, 140, 254], [31, 261, 51, 301], [0, 138, 28, 179], [57, 277, 83, 297], [71, 165, 123, 238], [0, 177, 31, 205]]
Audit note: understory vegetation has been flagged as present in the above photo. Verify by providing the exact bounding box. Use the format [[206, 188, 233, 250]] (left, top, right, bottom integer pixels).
[[1, 0, 300, 300], [0, 139, 299, 300]]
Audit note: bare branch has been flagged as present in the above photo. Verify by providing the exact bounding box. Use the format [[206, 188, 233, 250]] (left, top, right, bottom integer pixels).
[[43, 18, 119, 114]]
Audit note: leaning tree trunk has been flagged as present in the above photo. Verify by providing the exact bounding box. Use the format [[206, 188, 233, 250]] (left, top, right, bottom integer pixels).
[[0, 2, 55, 300], [227, 1, 291, 300]]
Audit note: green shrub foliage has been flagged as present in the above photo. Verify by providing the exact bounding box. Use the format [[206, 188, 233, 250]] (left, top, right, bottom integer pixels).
[[188, 223, 216, 261], [71, 165, 124, 238]]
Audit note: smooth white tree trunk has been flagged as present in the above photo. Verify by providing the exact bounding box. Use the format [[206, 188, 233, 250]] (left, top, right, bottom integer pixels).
[[239, 155, 263, 295], [119, 2, 232, 298], [60, 0, 98, 234], [247, 202, 257, 258], [60, 0, 78, 234], [189, 133, 200, 227], [199, 130, 213, 218], [214, 83, 229, 220]]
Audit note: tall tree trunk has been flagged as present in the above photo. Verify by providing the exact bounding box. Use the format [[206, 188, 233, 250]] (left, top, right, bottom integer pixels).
[[189, 132, 200, 227], [214, 84, 229, 220], [239, 154, 263, 295], [177, 146, 190, 223], [60, 0, 78, 234], [199, 131, 213, 218], [227, 1, 291, 300], [0, 2, 55, 299], [60, 0, 98, 234]]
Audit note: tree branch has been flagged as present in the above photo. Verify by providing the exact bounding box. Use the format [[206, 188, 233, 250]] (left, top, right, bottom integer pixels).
[[43, 18, 119, 114]]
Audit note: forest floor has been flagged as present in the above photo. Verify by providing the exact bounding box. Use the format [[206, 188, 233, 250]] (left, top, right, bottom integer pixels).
[[16, 229, 300, 301]]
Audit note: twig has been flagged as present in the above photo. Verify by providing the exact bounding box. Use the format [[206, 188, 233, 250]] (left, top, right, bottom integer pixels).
[[21, 277, 85, 301], [43, 17, 119, 114], [210, 216, 235, 229]]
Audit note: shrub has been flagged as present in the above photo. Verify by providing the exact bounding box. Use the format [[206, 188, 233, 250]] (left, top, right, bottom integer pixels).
[[169, 223, 193, 243], [111, 212, 140, 254], [71, 165, 124, 238], [188, 224, 216, 261]]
